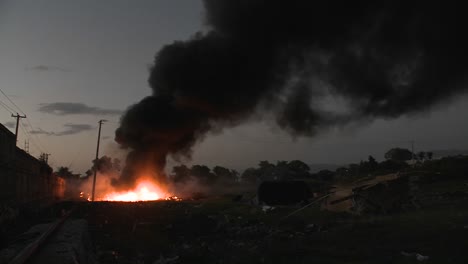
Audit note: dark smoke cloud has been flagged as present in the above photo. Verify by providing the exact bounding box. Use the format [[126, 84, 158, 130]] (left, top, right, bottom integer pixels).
[[116, 0, 468, 186]]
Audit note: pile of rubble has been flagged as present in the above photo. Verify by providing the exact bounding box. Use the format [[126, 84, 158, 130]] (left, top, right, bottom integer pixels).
[[322, 173, 424, 214]]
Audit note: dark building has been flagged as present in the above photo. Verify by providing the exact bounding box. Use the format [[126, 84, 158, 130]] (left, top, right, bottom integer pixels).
[[0, 123, 64, 207], [0, 123, 16, 202]]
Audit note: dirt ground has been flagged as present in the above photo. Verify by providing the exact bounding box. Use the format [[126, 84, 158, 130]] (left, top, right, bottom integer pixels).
[[77, 191, 468, 264], [3, 176, 467, 264]]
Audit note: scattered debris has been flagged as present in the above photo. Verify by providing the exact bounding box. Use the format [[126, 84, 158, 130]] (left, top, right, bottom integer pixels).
[[154, 255, 179, 264], [401, 251, 430, 261], [261, 205, 275, 212], [182, 244, 191, 249], [323, 173, 415, 214], [165, 196, 183, 202], [280, 193, 333, 221], [304, 224, 322, 233]]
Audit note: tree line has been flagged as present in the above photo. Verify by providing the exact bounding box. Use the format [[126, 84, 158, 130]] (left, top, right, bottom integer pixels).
[[54, 147, 440, 184]]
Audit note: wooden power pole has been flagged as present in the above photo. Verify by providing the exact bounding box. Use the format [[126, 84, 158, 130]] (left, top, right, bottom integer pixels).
[[11, 113, 26, 145], [91, 119, 106, 201]]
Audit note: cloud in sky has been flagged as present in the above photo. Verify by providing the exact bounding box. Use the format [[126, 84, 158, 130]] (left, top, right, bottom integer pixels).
[[30, 123, 94, 136], [38, 102, 122, 116], [26, 65, 70, 72]]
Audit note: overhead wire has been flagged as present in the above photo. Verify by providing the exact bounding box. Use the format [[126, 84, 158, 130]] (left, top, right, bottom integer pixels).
[[0, 87, 53, 163], [19, 121, 57, 167], [0, 99, 16, 114], [67, 120, 119, 173], [19, 120, 44, 153], [0, 93, 41, 156], [67, 130, 96, 170], [0, 87, 26, 115], [19, 122, 41, 154], [21, 119, 47, 152]]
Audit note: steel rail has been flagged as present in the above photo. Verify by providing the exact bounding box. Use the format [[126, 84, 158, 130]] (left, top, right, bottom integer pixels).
[[9, 208, 74, 264]]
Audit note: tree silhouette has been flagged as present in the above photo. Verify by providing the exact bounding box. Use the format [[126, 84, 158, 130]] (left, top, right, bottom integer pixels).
[[418, 151, 426, 161], [191, 165, 216, 184], [171, 164, 191, 183], [241, 168, 259, 184], [213, 166, 238, 183], [427, 152, 433, 160], [384, 148, 413, 162], [287, 160, 311, 179], [56, 166, 74, 178]]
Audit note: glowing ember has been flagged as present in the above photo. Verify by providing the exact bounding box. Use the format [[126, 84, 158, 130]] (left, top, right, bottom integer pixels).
[[101, 180, 168, 202], [80, 191, 91, 201], [165, 196, 182, 201]]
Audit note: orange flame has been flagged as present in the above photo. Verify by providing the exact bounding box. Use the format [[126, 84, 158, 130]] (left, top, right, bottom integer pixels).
[[101, 180, 168, 202]]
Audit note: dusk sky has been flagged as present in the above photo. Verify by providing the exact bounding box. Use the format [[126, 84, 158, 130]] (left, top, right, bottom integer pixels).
[[1, 0, 467, 174]]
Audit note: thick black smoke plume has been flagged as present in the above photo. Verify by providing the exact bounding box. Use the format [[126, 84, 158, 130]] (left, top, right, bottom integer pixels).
[[115, 0, 468, 186]]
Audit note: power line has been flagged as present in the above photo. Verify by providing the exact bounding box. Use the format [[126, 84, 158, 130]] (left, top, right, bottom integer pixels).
[[18, 122, 53, 165], [0, 87, 51, 156], [0, 88, 57, 167], [18, 121, 56, 166], [0, 99, 15, 114], [21, 120, 46, 151], [103, 120, 119, 124], [18, 118, 59, 166], [0, 87, 26, 115], [19, 121, 43, 154], [67, 131, 95, 169]]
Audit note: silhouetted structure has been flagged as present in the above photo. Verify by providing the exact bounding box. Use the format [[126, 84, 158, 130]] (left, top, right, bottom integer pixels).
[[258, 180, 311, 205], [0, 124, 64, 208]]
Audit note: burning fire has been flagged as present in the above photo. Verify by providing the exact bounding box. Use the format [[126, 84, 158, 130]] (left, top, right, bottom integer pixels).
[[101, 180, 169, 202], [102, 181, 167, 202]]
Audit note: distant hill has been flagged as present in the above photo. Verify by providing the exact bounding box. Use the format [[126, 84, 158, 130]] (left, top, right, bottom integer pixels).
[[430, 149, 468, 158], [308, 163, 341, 173]]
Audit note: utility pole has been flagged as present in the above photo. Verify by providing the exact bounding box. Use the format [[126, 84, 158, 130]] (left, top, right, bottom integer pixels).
[[91, 119, 106, 201], [44, 153, 51, 164], [410, 140, 415, 165], [39, 153, 51, 164], [11, 113, 26, 145]]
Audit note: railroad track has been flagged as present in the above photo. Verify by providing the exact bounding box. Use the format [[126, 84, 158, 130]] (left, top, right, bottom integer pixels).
[[6, 206, 75, 264]]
